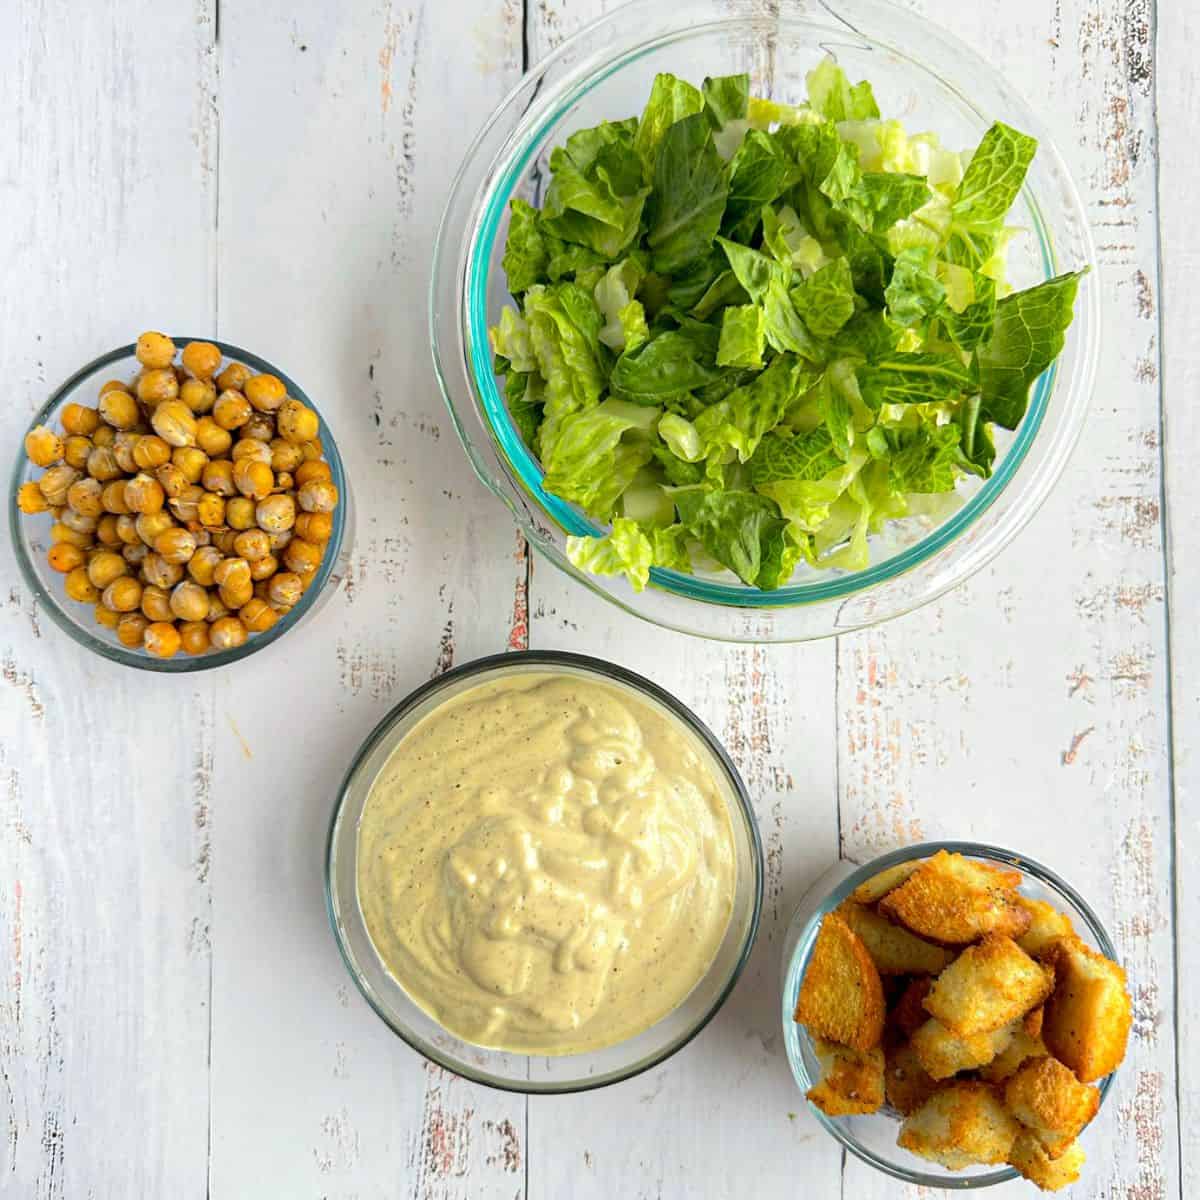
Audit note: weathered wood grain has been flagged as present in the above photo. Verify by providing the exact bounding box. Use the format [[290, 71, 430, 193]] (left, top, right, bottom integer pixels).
[[0, 2, 219, 1197]]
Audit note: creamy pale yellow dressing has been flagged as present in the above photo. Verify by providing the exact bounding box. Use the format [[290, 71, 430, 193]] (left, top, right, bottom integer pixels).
[[356, 672, 737, 1055]]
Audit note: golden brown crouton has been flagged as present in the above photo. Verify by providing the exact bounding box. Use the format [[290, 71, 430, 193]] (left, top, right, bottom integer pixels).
[[837, 901, 953, 975], [1016, 897, 1077, 958], [923, 935, 1054, 1036], [978, 1026, 1047, 1084], [896, 1082, 1021, 1170], [794, 912, 886, 1051], [1008, 1130, 1085, 1191], [1041, 937, 1132, 1083], [910, 1017, 1019, 1081], [890, 978, 933, 1039], [807, 1038, 885, 1116], [850, 861, 921, 905], [1024, 1004, 1045, 1038], [1004, 1055, 1100, 1157], [879, 851, 1032, 945], [884, 1038, 939, 1116]]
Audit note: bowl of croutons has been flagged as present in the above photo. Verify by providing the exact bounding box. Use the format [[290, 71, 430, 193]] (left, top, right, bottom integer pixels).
[[781, 843, 1132, 1191]]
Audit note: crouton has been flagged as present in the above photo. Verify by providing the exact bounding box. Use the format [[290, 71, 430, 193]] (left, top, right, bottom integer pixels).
[[1008, 1130, 1085, 1192], [1004, 1055, 1100, 1157], [807, 1038, 885, 1116], [910, 1017, 1018, 1081], [890, 978, 933, 1039], [794, 912, 886, 1051], [879, 851, 1032, 944], [896, 1082, 1021, 1170], [851, 861, 921, 905], [837, 901, 953, 975], [884, 1038, 939, 1116], [1016, 897, 1077, 958], [978, 1026, 1047, 1084], [1024, 1004, 1045, 1038], [1041, 937, 1132, 1083], [923, 935, 1054, 1036]]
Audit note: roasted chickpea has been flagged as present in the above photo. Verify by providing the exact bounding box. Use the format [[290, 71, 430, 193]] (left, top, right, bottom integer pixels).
[[61, 403, 100, 436], [136, 331, 176, 369], [202, 459, 236, 497], [25, 425, 63, 467], [219, 582, 252, 612], [65, 566, 99, 603], [151, 399, 196, 447], [136, 510, 175, 546], [60, 507, 98, 535], [139, 584, 173, 622], [180, 340, 220, 380], [244, 373, 286, 412], [117, 612, 149, 648], [91, 425, 115, 448], [94, 603, 120, 629], [180, 377, 216, 415], [225, 497, 256, 529], [114, 514, 140, 545], [132, 435, 171, 470], [101, 480, 131, 514], [96, 514, 122, 546], [187, 545, 223, 587], [238, 598, 278, 633], [213, 390, 252, 430], [169, 487, 204, 524], [204, 592, 231, 623], [87, 550, 127, 590], [102, 576, 143, 613], [112, 432, 140, 474], [155, 462, 189, 500], [232, 528, 270, 562], [154, 527, 197, 565], [62, 435, 92, 470], [212, 529, 240, 554], [248, 553, 277, 581], [66, 477, 104, 517], [293, 459, 332, 487], [297, 479, 338, 514], [209, 615, 247, 649], [264, 528, 292, 553], [124, 472, 165, 515], [17, 481, 50, 514], [195, 417, 232, 457], [87, 446, 123, 483], [143, 621, 182, 658], [215, 362, 252, 393], [267, 572, 303, 608], [213, 557, 251, 591], [179, 620, 211, 654], [276, 398, 320, 444], [50, 521, 92, 549], [170, 580, 209, 622], [196, 492, 226, 527], [233, 459, 273, 501], [231, 438, 271, 465], [242, 412, 276, 442], [38, 464, 81, 506], [268, 439, 303, 473], [99, 388, 141, 429], [98, 379, 130, 398], [172, 445, 208, 483], [282, 538, 322, 574], [47, 543, 84, 573], [255, 493, 296, 533], [141, 554, 183, 590], [136, 368, 180, 407], [122, 541, 149, 567]]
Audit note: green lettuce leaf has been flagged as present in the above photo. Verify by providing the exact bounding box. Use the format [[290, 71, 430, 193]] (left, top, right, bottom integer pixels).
[[881, 423, 962, 492], [942, 274, 997, 351], [749, 426, 842, 484], [723, 130, 799, 242], [953, 121, 1038, 228], [593, 259, 646, 350], [702, 73, 750, 127], [846, 172, 932, 235], [790, 257, 857, 336], [884, 247, 947, 329], [675, 488, 792, 588], [635, 74, 706, 182], [717, 304, 766, 368], [806, 58, 880, 122], [694, 353, 812, 465], [648, 113, 731, 272], [523, 283, 608, 419], [610, 328, 722, 398], [502, 199, 548, 294], [489, 306, 537, 372], [856, 351, 976, 409]]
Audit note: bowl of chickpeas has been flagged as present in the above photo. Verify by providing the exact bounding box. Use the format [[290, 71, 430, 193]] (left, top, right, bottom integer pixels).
[[9, 332, 349, 670]]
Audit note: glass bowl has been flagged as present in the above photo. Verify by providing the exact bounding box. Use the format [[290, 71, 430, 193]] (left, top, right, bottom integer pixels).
[[780, 841, 1120, 1188], [325, 650, 764, 1093], [431, 0, 1099, 642], [8, 339, 351, 672]]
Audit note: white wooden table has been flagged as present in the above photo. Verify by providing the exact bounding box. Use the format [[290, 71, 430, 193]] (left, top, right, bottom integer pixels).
[[1, 1, 1192, 1196]]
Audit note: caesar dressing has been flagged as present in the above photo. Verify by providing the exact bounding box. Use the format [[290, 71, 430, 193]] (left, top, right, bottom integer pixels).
[[356, 671, 737, 1055]]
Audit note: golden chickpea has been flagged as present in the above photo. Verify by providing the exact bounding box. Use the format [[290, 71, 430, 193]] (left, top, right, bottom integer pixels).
[[132, 435, 171, 470], [181, 341, 221, 380], [136, 368, 180, 407], [225, 497, 256, 529], [219, 582, 252, 612], [101, 480, 131, 514], [94, 603, 120, 629], [151, 399, 196, 447], [255, 493, 296, 533], [238, 598, 277, 633], [215, 362, 252, 393], [112, 432, 139, 473], [282, 538, 321, 574], [64, 566, 99, 603], [91, 425, 115, 448], [117, 612, 149, 648], [66, 477, 104, 517], [242, 412, 275, 441], [96, 514, 122, 546], [248, 553, 276, 581], [25, 425, 63, 467], [38, 464, 81, 506], [297, 440, 321, 463], [187, 546, 222, 586], [169, 580, 209, 622], [209, 615, 247, 649], [154, 527, 197, 565], [140, 584, 173, 622], [87, 446, 123, 483], [50, 520, 92, 549], [99, 388, 141, 429], [115, 514, 140, 544], [204, 592, 231, 623], [122, 542, 149, 567], [297, 479, 338, 514], [265, 528, 292, 553], [47, 543, 84, 573], [244, 373, 286, 412], [155, 462, 189, 500], [60, 507, 97, 536], [87, 550, 127, 590], [102, 576, 143, 613], [213, 556, 251, 590], [276, 398, 319, 444], [141, 554, 183, 591], [172, 445, 208, 483], [180, 378, 216, 415], [231, 528, 270, 562], [61, 403, 100, 436], [273, 471, 294, 493], [202, 459, 236, 497], [231, 438, 271, 465], [136, 510, 175, 546], [196, 492, 225, 527], [16, 481, 49, 514], [62, 435, 92, 470], [233, 459, 273, 501], [124, 472, 165, 515], [143, 621, 181, 658], [179, 620, 211, 655], [98, 378, 130, 398], [294, 460, 332, 487], [195, 417, 232, 457], [269, 439, 303, 473], [136, 331, 176, 369], [212, 529, 240, 554], [168, 492, 202, 527], [213, 390, 252, 430], [267, 572, 302, 608]]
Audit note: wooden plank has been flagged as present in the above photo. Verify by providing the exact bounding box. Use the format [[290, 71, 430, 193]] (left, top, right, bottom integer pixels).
[[204, 3, 529, 1196], [0, 1, 219, 1196], [837, 0, 1177, 1196]]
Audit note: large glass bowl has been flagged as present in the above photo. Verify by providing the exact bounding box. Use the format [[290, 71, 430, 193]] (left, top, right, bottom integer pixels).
[[431, 0, 1098, 642], [8, 339, 351, 672], [325, 650, 764, 1093], [780, 841, 1120, 1188]]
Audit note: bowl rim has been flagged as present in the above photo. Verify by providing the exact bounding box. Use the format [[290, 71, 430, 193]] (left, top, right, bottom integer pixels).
[[8, 337, 347, 672], [780, 839, 1120, 1187], [433, 0, 1099, 625], [324, 648, 765, 1094]]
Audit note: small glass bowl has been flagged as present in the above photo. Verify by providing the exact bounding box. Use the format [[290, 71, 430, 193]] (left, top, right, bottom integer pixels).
[[780, 841, 1119, 1188], [325, 650, 764, 1093], [8, 339, 351, 672], [431, 0, 1099, 642]]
